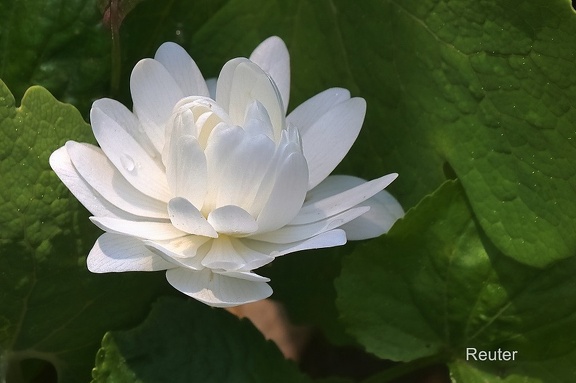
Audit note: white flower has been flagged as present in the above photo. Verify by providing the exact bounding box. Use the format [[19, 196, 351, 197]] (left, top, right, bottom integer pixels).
[[49, 37, 404, 307]]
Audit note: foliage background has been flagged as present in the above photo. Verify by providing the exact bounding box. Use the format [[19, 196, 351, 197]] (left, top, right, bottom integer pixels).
[[1, 0, 576, 382]]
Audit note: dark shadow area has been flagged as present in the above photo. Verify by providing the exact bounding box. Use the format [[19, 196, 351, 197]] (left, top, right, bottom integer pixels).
[[7, 358, 57, 383], [300, 330, 450, 383]]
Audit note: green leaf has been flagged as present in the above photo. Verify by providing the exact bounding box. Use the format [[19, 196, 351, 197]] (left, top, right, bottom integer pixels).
[[187, 0, 576, 267], [390, 0, 576, 267], [91, 296, 314, 383], [450, 354, 576, 383], [0, 0, 111, 116], [0, 81, 174, 382], [336, 180, 576, 382]]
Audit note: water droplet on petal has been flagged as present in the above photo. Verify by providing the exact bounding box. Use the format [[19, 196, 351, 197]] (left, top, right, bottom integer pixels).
[[120, 154, 135, 172]]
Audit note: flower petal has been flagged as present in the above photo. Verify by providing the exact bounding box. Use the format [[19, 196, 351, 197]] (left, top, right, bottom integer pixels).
[[207, 205, 258, 236], [90, 217, 186, 240], [87, 233, 174, 272], [213, 269, 270, 283], [144, 238, 209, 271], [291, 174, 398, 224], [93, 98, 159, 158], [340, 189, 405, 240], [143, 236, 211, 259], [206, 78, 217, 99], [66, 142, 168, 219], [228, 237, 274, 270], [200, 236, 273, 271], [166, 268, 273, 307], [91, 104, 171, 201], [50, 146, 132, 219], [251, 206, 369, 244], [286, 88, 350, 132], [242, 229, 347, 257], [154, 42, 210, 98], [249, 36, 290, 112], [216, 58, 285, 141], [167, 197, 218, 238], [200, 235, 247, 270], [243, 101, 275, 141], [165, 135, 208, 209], [255, 150, 309, 233], [306, 98, 366, 189], [286, 90, 365, 189], [203, 124, 276, 213], [130, 58, 185, 152]]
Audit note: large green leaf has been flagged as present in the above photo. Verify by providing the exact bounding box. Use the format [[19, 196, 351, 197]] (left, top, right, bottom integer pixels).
[[2, 0, 575, 267], [0, 0, 110, 116], [336, 181, 576, 382], [91, 296, 314, 383], [189, 0, 576, 268], [0, 82, 174, 383], [3, 0, 576, 381]]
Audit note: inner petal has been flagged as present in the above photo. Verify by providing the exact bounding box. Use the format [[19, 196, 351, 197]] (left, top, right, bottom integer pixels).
[[216, 58, 285, 142], [203, 124, 276, 214], [167, 197, 218, 238], [200, 235, 246, 270], [167, 96, 231, 151], [165, 135, 208, 209], [207, 205, 258, 236]]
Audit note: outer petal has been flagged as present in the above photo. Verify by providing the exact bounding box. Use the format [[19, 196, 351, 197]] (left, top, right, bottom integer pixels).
[[291, 173, 398, 224], [216, 58, 285, 141], [66, 142, 168, 219], [87, 233, 175, 272], [299, 97, 366, 189], [341, 192, 404, 240], [143, 236, 211, 259], [92, 98, 158, 158], [166, 268, 273, 307], [302, 175, 404, 240], [49, 146, 138, 219], [286, 88, 350, 131], [249, 36, 290, 112], [241, 228, 347, 257], [90, 217, 187, 241], [130, 58, 185, 153], [144, 239, 208, 271], [251, 206, 369, 244], [154, 42, 210, 98], [91, 105, 171, 201], [287, 89, 367, 189], [213, 270, 270, 282]]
